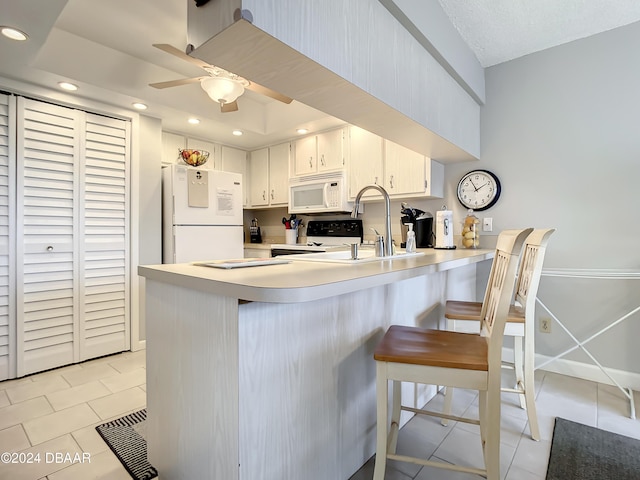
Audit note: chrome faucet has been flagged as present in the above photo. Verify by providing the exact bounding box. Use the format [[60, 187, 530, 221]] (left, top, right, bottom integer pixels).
[[351, 184, 393, 257]]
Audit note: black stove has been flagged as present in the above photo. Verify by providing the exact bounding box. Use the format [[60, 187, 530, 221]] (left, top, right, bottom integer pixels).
[[271, 220, 363, 256]]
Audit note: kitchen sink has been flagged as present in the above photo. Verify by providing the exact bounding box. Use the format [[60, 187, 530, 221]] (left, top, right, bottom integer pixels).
[[282, 249, 426, 264]]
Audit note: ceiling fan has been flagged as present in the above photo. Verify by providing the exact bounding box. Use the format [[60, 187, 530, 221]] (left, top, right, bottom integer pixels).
[[149, 44, 293, 113]]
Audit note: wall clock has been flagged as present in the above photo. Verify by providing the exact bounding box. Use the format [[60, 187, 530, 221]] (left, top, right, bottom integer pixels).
[[456, 169, 501, 211]]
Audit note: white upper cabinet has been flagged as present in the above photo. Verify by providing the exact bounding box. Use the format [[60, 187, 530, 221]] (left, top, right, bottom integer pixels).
[[348, 126, 384, 199], [293, 135, 316, 176], [292, 128, 345, 176], [249, 148, 269, 207], [267, 142, 289, 206], [249, 143, 289, 208], [161, 132, 185, 166], [186, 138, 220, 170], [221, 146, 248, 206], [317, 129, 345, 172], [162, 132, 223, 170], [383, 141, 444, 199], [349, 126, 444, 201]]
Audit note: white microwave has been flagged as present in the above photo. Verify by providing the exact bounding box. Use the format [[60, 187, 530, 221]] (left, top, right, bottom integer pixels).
[[288, 171, 353, 214]]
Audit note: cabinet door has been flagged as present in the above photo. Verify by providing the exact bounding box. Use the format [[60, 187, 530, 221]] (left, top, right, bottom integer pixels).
[[221, 146, 248, 207], [269, 143, 289, 206], [16, 98, 80, 376], [161, 132, 185, 166], [293, 135, 316, 176], [186, 138, 220, 170], [317, 128, 344, 172], [384, 141, 426, 196], [0, 94, 15, 380], [348, 126, 383, 199], [79, 113, 130, 360], [249, 148, 269, 207]]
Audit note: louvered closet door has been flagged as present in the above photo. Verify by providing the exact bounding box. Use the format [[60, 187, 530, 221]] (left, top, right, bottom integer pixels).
[[16, 98, 80, 376], [79, 113, 130, 359], [0, 94, 15, 380]]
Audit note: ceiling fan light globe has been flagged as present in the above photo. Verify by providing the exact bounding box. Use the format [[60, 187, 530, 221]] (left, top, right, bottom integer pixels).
[[201, 77, 244, 105]]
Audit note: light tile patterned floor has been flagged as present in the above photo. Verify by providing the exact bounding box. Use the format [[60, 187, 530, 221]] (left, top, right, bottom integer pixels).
[[351, 370, 640, 480], [0, 350, 637, 479], [0, 351, 146, 480]]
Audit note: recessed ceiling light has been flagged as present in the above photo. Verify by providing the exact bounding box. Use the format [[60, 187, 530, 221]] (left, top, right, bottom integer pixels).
[[232, 130, 243, 136], [132, 102, 148, 110], [1, 27, 28, 41], [296, 128, 308, 134], [58, 82, 78, 91], [188, 118, 200, 125]]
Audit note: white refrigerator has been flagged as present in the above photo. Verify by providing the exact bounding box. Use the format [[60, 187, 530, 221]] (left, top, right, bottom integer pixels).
[[163, 164, 244, 263]]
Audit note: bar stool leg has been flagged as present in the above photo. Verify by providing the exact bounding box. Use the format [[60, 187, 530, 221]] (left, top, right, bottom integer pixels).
[[484, 375, 502, 480], [388, 380, 402, 454], [441, 386, 453, 426], [513, 337, 527, 409], [523, 338, 541, 440], [373, 363, 389, 480]]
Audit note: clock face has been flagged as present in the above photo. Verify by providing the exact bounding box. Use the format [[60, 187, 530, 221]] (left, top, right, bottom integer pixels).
[[457, 170, 501, 211]]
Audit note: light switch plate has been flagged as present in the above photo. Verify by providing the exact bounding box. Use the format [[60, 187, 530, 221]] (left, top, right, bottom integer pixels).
[[483, 217, 493, 232]]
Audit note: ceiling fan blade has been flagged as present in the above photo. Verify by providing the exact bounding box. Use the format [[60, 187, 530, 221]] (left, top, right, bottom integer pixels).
[[149, 76, 206, 89], [246, 81, 293, 104], [221, 100, 239, 113], [153, 43, 211, 70]]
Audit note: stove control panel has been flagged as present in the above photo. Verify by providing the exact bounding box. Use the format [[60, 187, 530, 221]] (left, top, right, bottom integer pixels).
[[306, 220, 363, 239]]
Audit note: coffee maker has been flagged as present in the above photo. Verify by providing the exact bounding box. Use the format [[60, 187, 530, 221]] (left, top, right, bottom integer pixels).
[[400, 203, 434, 248]]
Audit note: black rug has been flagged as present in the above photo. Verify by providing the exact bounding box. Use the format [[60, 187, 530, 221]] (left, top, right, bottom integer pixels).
[[546, 417, 640, 480], [96, 409, 158, 480]]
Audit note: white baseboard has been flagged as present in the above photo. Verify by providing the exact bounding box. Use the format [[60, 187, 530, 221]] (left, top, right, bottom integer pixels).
[[131, 339, 146, 352], [502, 347, 640, 392]]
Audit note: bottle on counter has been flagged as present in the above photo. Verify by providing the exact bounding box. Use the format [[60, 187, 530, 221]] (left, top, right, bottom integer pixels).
[[462, 209, 480, 249], [405, 223, 416, 253]]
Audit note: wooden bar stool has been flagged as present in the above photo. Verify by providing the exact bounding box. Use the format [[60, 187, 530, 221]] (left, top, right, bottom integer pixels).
[[442, 229, 555, 441], [372, 228, 531, 480]]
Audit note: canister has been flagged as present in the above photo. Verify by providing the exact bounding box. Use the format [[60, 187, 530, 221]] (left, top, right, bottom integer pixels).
[[435, 208, 455, 249]]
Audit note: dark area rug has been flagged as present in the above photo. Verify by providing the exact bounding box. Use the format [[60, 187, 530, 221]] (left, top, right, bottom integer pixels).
[[96, 409, 158, 480], [546, 417, 640, 480]]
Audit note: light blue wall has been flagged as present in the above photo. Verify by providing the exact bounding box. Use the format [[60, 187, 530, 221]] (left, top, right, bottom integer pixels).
[[422, 21, 640, 375]]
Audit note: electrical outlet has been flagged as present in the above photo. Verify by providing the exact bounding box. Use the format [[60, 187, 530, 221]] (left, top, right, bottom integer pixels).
[[540, 318, 552, 333], [482, 217, 493, 232]]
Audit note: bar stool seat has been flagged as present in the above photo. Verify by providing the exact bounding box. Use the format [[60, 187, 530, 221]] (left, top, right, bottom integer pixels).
[[375, 327, 488, 371]]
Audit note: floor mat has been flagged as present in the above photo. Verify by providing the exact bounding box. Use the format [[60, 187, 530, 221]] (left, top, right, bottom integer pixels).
[[95, 409, 158, 480], [546, 417, 640, 480]]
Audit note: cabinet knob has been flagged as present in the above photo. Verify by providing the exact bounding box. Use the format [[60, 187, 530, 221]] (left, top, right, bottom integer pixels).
[[389, 175, 394, 188], [262, 190, 266, 200], [374, 176, 378, 185], [271, 189, 274, 200], [309, 157, 313, 168], [320, 154, 325, 166], [46, 246, 54, 252]]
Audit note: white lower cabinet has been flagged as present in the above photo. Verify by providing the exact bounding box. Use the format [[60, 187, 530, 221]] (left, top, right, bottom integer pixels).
[[0, 96, 130, 379]]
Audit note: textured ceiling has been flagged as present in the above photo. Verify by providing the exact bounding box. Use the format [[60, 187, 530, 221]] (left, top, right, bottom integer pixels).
[[437, 0, 640, 67]]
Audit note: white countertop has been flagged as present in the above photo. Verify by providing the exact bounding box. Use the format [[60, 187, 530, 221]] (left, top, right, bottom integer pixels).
[[138, 248, 493, 303]]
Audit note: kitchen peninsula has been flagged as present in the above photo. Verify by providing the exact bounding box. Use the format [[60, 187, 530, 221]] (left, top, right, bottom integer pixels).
[[138, 248, 493, 480]]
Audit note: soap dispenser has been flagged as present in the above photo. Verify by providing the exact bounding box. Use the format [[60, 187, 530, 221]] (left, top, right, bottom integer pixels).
[[405, 223, 416, 253]]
